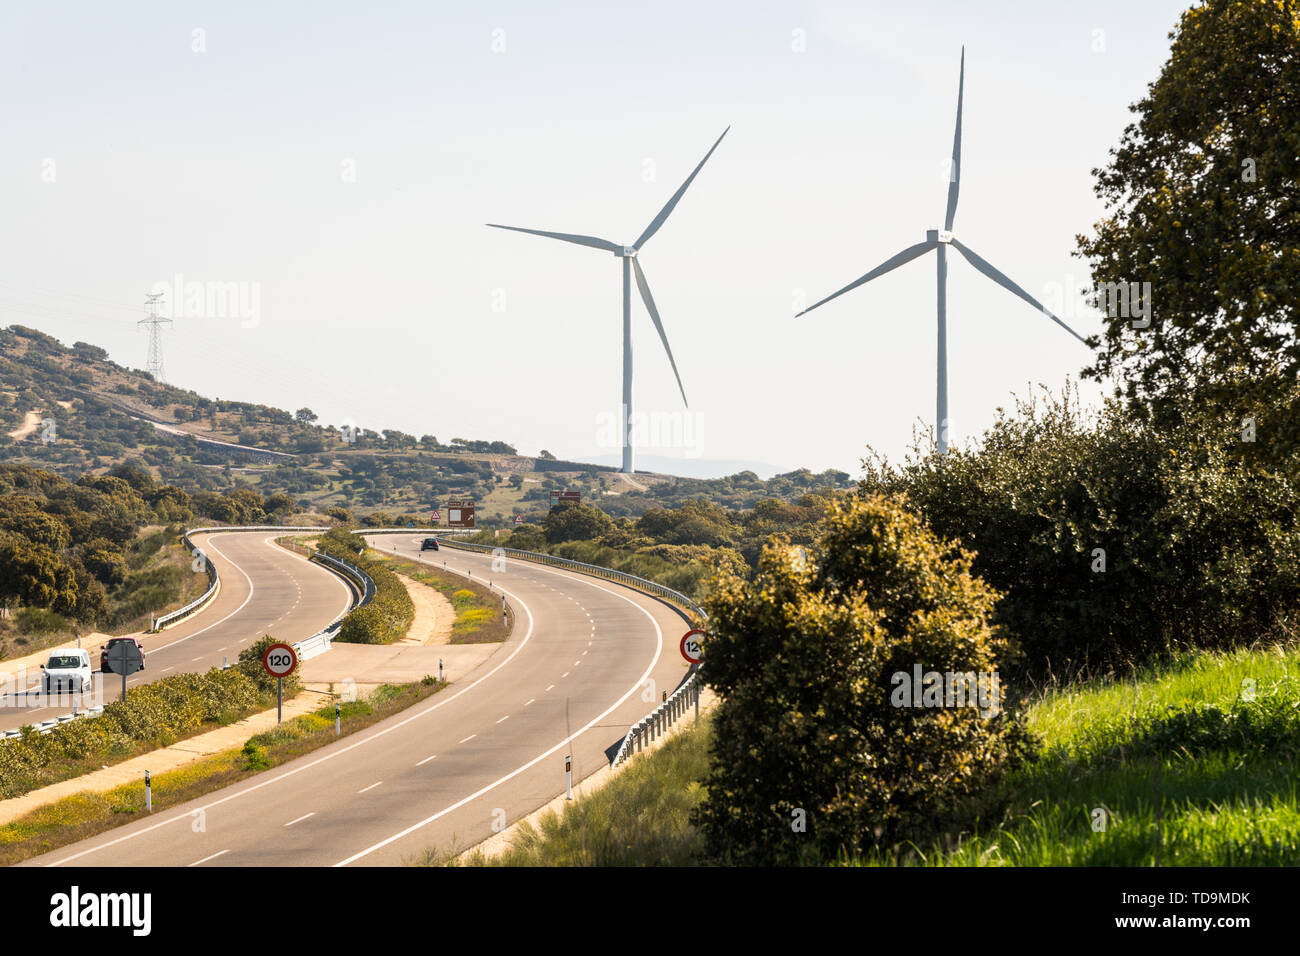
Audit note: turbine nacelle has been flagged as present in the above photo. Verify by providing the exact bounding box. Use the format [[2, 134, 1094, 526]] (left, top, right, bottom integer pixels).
[[618, 246, 638, 258], [927, 229, 956, 244]]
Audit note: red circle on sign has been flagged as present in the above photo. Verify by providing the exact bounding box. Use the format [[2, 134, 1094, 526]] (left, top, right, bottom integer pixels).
[[679, 629, 705, 664], [262, 642, 298, 678]]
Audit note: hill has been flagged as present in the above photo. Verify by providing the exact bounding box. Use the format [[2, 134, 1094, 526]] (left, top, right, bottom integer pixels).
[[0, 325, 854, 523]]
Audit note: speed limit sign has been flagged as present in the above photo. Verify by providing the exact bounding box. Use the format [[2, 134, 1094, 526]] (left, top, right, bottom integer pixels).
[[679, 629, 704, 664], [262, 642, 298, 678]]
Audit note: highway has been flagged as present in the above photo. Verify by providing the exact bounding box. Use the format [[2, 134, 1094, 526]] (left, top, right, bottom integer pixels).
[[0, 532, 353, 733], [26, 536, 694, 867]]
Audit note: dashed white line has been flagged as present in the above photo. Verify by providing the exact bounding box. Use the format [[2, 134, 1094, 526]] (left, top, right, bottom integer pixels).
[[188, 849, 229, 867], [545, 684, 554, 692], [561, 672, 569, 679], [357, 781, 383, 794], [459, 734, 477, 744], [416, 754, 437, 766], [524, 698, 535, 707], [284, 812, 315, 827], [496, 715, 509, 724]]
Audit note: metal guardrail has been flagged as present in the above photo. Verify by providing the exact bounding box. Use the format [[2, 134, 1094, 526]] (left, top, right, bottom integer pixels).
[[611, 669, 704, 766], [432, 536, 707, 766], [433, 538, 703, 620]]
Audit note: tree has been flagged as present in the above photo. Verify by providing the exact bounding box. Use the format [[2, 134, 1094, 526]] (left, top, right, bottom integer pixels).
[[1077, 0, 1300, 451], [542, 502, 613, 544], [538, 449, 557, 460], [0, 532, 78, 613], [693, 495, 1027, 864], [295, 408, 318, 424]]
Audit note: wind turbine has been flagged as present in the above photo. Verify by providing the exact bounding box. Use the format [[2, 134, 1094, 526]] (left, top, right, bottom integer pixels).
[[488, 127, 729, 474], [796, 48, 1087, 454]]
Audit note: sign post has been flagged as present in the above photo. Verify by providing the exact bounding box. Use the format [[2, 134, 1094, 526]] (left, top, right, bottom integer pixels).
[[105, 641, 145, 703], [261, 642, 299, 725], [564, 755, 572, 800]]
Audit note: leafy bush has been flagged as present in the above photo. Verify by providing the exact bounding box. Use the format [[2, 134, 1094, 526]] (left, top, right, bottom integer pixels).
[[693, 494, 1029, 865], [862, 387, 1300, 681], [314, 536, 414, 646]]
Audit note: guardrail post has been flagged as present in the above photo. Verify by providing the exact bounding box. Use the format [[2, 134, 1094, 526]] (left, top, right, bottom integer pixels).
[[336, 701, 340, 736], [145, 770, 152, 812]]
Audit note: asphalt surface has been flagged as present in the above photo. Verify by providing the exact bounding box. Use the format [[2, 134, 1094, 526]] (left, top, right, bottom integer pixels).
[[0, 532, 353, 733], [27, 536, 695, 867]]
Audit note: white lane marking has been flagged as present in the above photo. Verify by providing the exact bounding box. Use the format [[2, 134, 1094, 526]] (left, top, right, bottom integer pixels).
[[160, 667, 173, 673], [459, 734, 477, 744], [149, 534, 257, 653], [50, 552, 662, 868], [357, 781, 383, 794], [188, 849, 228, 866], [284, 812, 314, 827], [545, 684, 554, 691], [496, 715, 509, 724], [416, 754, 437, 766], [561, 672, 569, 679], [191, 657, 202, 662], [334, 564, 667, 866], [524, 698, 535, 707], [217, 647, 227, 652]]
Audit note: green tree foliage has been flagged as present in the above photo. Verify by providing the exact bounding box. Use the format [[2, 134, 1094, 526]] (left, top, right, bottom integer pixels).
[[543, 502, 614, 544], [863, 386, 1300, 681], [694, 495, 1027, 864], [0, 532, 77, 613], [1077, 0, 1300, 453]]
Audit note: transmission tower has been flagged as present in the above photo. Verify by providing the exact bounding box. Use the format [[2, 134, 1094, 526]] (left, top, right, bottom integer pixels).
[[139, 292, 172, 383]]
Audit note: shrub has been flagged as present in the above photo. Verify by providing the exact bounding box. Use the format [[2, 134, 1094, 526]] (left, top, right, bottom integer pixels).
[[862, 387, 1300, 681], [693, 494, 1029, 865]]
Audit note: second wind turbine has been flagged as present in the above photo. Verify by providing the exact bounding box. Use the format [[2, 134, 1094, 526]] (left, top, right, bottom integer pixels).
[[797, 49, 1088, 454], [488, 127, 728, 474]]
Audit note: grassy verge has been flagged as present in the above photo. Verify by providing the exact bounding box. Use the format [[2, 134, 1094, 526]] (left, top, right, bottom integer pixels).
[[411, 713, 712, 867], [0, 678, 445, 866], [861, 644, 1300, 866], [380, 553, 510, 644]]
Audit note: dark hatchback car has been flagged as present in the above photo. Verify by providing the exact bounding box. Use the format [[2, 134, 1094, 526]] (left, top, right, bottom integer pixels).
[[421, 537, 440, 551]]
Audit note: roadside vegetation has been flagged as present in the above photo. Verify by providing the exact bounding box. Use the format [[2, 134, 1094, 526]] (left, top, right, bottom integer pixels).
[[379, 553, 511, 643], [0, 676, 446, 866], [0, 636, 292, 799], [414, 713, 712, 867], [313, 528, 415, 645]]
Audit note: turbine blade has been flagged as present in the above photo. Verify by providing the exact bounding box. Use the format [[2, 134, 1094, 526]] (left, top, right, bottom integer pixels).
[[631, 257, 688, 407], [485, 223, 619, 253], [944, 47, 964, 232], [796, 240, 938, 317], [950, 238, 1088, 344], [634, 127, 730, 250]]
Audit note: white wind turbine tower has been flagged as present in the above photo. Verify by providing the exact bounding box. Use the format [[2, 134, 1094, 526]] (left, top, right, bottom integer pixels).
[[488, 127, 728, 473], [797, 48, 1088, 454]]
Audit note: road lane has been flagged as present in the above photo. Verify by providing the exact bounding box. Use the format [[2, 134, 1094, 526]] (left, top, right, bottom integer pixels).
[[0, 532, 353, 732], [30, 539, 694, 866]]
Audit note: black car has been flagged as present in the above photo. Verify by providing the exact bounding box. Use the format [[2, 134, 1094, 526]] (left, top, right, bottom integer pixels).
[[421, 537, 440, 551]]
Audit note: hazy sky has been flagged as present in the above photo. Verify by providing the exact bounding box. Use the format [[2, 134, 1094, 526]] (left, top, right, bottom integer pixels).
[[0, 0, 1192, 476]]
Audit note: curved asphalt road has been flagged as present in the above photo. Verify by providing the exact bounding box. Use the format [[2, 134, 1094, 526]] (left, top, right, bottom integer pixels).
[[27, 537, 694, 867], [0, 532, 353, 733]]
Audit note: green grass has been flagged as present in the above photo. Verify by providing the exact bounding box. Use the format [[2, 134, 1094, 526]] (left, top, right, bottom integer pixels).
[[0, 680, 445, 866], [410, 713, 713, 867], [855, 644, 1300, 866]]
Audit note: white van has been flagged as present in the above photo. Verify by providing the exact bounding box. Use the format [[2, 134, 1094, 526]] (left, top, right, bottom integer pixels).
[[43, 649, 92, 693]]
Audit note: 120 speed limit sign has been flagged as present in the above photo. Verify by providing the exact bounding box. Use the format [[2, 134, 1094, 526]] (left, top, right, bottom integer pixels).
[[679, 629, 705, 664], [262, 642, 298, 678]]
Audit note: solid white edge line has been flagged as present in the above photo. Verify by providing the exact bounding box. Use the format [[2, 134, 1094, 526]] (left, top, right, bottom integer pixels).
[[42, 577, 537, 867], [331, 555, 665, 867]]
